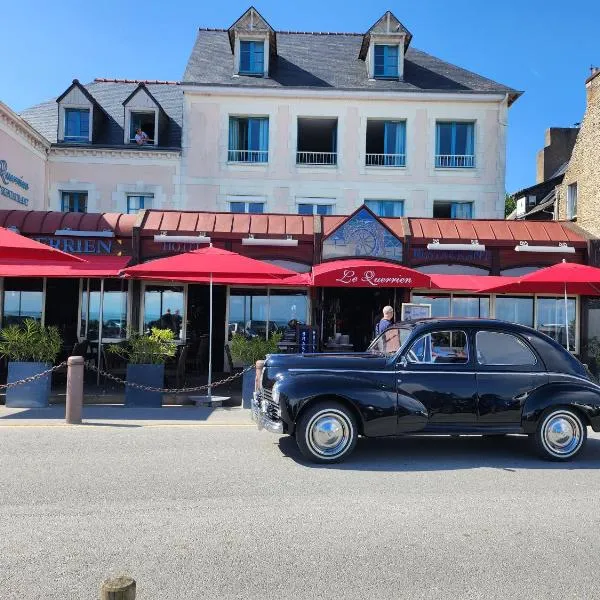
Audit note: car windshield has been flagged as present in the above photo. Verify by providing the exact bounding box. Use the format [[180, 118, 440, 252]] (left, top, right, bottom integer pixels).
[[368, 326, 413, 356]]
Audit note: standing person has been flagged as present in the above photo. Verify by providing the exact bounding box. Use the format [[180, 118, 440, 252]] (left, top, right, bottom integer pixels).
[[376, 306, 394, 336]]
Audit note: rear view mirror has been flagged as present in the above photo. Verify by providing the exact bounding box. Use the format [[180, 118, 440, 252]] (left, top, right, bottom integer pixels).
[[398, 356, 408, 369]]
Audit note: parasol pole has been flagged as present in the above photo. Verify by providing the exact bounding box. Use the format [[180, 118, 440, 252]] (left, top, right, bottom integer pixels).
[[564, 281, 570, 352], [97, 278, 105, 386], [208, 270, 213, 400]]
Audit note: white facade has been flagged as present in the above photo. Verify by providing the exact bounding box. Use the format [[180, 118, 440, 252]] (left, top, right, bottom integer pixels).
[[181, 87, 510, 218]]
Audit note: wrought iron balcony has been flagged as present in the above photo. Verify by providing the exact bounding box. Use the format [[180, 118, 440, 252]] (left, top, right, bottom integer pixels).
[[365, 153, 406, 167], [227, 150, 268, 163], [296, 151, 337, 166], [435, 155, 475, 168]]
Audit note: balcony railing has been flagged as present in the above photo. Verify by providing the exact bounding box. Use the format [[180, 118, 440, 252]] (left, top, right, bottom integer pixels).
[[228, 150, 268, 163], [435, 154, 475, 168], [296, 151, 337, 166], [365, 153, 406, 167]]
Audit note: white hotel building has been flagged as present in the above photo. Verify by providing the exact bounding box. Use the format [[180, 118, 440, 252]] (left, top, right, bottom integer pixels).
[[3, 7, 520, 219]]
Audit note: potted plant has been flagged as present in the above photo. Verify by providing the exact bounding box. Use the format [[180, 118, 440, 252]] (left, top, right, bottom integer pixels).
[[107, 327, 176, 407], [0, 319, 62, 408], [230, 332, 281, 408]]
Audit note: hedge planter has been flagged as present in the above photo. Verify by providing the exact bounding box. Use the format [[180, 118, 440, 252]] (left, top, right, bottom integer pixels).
[[125, 364, 164, 408], [6, 361, 52, 408], [242, 367, 256, 409]]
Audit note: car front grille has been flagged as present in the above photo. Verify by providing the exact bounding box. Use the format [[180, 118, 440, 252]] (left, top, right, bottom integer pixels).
[[260, 386, 280, 420]]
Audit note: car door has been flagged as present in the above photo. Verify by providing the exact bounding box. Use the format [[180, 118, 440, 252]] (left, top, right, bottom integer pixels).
[[474, 329, 548, 425], [396, 328, 477, 431]]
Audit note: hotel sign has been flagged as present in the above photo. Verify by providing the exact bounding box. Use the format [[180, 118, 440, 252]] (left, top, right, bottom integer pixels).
[[33, 236, 122, 255], [334, 269, 413, 287], [0, 160, 29, 206]]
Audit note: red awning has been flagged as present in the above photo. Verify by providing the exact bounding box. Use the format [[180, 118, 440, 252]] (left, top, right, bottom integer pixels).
[[477, 262, 600, 295], [0, 226, 84, 262], [123, 246, 297, 283], [312, 260, 431, 288], [429, 274, 518, 292], [0, 255, 131, 278]]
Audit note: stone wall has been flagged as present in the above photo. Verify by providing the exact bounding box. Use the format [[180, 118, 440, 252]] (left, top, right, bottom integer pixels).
[[557, 71, 600, 233], [536, 127, 579, 183]]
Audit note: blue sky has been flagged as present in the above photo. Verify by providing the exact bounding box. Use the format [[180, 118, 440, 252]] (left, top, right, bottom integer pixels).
[[2, 0, 598, 193]]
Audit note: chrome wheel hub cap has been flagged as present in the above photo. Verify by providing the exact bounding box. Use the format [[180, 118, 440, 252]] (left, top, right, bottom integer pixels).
[[307, 411, 351, 457], [543, 413, 582, 456]]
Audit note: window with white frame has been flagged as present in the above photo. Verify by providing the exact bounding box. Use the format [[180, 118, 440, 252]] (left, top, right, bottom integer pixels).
[[435, 121, 475, 168], [433, 201, 473, 219], [239, 40, 265, 75], [228, 117, 269, 163], [297, 199, 335, 215], [64, 108, 90, 142], [567, 182, 578, 219], [228, 197, 265, 213], [127, 194, 153, 214], [365, 200, 404, 217], [129, 111, 156, 145], [61, 191, 87, 213], [373, 44, 399, 78]]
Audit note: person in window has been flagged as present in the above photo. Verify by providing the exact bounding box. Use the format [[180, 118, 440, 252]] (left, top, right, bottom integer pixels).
[[135, 127, 150, 145], [161, 308, 174, 331], [376, 306, 394, 336], [173, 309, 183, 339]]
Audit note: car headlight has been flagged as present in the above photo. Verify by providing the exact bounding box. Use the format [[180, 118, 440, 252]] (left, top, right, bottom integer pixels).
[[271, 381, 280, 405]]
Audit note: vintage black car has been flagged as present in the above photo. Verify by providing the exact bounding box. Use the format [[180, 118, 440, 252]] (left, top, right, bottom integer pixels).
[[252, 318, 600, 463]]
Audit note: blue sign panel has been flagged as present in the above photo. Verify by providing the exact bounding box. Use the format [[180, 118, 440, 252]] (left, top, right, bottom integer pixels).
[[322, 208, 402, 261]]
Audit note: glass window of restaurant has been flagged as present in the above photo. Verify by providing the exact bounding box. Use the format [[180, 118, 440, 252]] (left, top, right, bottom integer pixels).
[[411, 292, 578, 352], [2, 278, 45, 327], [142, 284, 185, 341], [228, 288, 309, 340], [79, 279, 129, 341]]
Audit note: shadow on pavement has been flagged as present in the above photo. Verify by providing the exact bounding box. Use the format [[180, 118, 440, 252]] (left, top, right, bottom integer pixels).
[[277, 434, 600, 471], [0, 405, 229, 423]]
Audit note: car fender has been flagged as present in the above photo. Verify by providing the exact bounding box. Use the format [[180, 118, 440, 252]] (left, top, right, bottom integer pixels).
[[277, 371, 400, 437], [522, 381, 600, 433]]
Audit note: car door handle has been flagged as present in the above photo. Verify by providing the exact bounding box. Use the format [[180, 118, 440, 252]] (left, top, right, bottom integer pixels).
[[514, 392, 529, 402]]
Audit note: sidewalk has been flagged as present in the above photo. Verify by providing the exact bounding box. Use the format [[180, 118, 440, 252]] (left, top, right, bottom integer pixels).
[[0, 405, 254, 427]]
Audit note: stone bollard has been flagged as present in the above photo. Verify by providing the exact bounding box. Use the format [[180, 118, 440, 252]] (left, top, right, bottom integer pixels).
[[100, 576, 136, 599], [65, 356, 84, 424]]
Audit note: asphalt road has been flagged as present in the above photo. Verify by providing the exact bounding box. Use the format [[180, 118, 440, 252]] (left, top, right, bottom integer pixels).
[[1, 424, 600, 599]]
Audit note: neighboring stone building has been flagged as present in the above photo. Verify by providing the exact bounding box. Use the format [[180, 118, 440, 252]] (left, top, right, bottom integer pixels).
[[509, 127, 578, 220], [556, 68, 600, 232]]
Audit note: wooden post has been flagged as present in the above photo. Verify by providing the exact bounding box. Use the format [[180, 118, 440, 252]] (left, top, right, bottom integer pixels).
[[65, 356, 84, 424], [100, 576, 136, 600]]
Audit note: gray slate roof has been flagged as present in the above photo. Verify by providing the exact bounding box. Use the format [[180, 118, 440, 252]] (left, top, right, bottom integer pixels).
[[183, 30, 520, 100], [20, 80, 183, 147]]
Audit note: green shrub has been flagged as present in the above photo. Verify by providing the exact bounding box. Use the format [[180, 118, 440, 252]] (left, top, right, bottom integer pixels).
[[107, 327, 177, 365], [230, 332, 282, 366], [0, 319, 62, 363]]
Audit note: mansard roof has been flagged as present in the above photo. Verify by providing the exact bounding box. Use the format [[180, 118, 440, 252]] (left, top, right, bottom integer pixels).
[[21, 79, 183, 147], [183, 28, 521, 102]]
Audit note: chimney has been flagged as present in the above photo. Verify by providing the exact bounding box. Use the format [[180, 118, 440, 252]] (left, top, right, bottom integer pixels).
[[536, 127, 579, 183], [586, 65, 600, 104]]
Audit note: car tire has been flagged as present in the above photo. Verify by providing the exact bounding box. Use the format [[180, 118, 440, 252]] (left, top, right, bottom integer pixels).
[[533, 407, 587, 461], [296, 401, 358, 463]]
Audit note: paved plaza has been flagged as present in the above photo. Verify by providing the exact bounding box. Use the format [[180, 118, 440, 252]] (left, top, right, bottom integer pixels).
[[1, 415, 600, 599]]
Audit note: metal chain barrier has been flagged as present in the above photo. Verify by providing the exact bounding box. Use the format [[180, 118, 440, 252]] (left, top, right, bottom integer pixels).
[[0, 361, 68, 390], [85, 363, 254, 394]]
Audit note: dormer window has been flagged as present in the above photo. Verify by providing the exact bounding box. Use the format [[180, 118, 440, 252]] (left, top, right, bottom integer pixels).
[[374, 45, 399, 79], [129, 111, 156, 145], [56, 79, 98, 144], [359, 11, 412, 81], [122, 83, 167, 146], [240, 40, 265, 75], [64, 108, 90, 142], [228, 7, 275, 78]]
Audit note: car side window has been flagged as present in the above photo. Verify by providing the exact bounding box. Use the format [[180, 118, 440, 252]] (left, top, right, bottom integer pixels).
[[406, 330, 469, 365], [476, 331, 536, 366]]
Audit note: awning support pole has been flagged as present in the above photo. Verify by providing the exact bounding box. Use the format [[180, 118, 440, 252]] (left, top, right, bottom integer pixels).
[[97, 278, 105, 386], [564, 282, 570, 352], [208, 271, 213, 400]]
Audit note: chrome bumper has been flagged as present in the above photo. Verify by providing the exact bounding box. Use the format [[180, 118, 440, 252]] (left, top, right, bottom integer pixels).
[[251, 391, 284, 434]]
